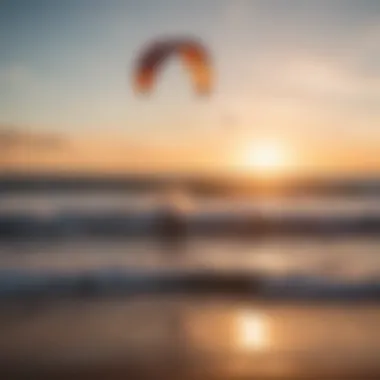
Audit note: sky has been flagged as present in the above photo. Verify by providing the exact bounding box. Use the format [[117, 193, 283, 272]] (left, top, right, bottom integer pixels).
[[0, 0, 379, 176]]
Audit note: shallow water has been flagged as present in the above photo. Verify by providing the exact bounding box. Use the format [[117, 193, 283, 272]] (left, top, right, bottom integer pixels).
[[1, 236, 379, 280], [0, 192, 379, 377], [0, 296, 379, 378]]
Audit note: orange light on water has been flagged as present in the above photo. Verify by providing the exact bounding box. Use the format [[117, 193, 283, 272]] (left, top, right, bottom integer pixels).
[[235, 310, 271, 351]]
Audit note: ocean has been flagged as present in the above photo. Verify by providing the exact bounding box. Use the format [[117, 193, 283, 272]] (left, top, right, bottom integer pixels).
[[0, 188, 379, 378]]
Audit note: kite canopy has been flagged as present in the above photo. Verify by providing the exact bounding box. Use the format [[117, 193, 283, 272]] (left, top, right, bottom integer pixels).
[[133, 38, 213, 96]]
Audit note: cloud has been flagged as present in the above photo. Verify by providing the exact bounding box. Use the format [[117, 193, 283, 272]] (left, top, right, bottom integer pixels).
[[0, 127, 68, 151]]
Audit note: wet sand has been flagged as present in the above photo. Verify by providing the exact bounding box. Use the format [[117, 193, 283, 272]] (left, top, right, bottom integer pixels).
[[0, 296, 379, 379]]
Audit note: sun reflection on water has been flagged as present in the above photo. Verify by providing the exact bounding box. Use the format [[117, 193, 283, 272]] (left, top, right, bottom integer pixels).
[[235, 310, 271, 352]]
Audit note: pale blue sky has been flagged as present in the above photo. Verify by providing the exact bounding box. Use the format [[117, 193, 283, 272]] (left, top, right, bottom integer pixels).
[[0, 0, 379, 150]]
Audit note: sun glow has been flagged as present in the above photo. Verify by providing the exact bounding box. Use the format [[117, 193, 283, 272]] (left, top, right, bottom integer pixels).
[[235, 311, 271, 351], [243, 140, 293, 176]]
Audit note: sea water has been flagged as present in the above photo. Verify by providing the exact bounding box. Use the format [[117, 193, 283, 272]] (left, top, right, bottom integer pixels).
[[0, 191, 379, 378]]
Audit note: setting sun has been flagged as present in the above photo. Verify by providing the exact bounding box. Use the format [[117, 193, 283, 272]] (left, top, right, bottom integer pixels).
[[243, 140, 293, 175]]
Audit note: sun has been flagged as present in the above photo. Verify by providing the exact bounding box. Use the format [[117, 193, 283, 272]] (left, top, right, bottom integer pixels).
[[243, 140, 292, 175]]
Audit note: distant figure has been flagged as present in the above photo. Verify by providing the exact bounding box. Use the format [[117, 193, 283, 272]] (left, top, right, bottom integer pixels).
[[157, 206, 187, 254]]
